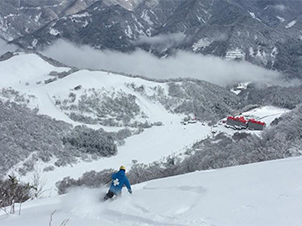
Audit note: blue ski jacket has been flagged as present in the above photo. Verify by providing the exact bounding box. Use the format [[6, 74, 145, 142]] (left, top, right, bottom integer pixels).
[[109, 169, 132, 195]]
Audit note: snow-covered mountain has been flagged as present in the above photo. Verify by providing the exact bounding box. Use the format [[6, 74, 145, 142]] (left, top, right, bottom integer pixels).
[[0, 44, 301, 226], [0, 0, 99, 41], [2, 0, 302, 79], [1, 2, 302, 224], [0, 52, 241, 124], [0, 51, 293, 191], [0, 51, 239, 178]]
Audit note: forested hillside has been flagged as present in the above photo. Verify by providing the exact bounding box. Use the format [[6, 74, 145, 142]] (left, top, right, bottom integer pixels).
[[0, 101, 119, 176]]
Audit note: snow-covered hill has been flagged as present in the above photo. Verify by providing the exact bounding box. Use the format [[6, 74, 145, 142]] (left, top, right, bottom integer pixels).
[[1, 156, 302, 226], [0, 52, 239, 125], [0, 48, 299, 226], [0, 52, 290, 196], [0, 53, 288, 192]]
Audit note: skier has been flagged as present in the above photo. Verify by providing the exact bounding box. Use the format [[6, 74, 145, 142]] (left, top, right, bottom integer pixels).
[[103, 165, 132, 201]]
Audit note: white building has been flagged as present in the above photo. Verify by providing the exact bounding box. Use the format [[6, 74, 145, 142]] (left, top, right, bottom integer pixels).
[[225, 49, 245, 61]]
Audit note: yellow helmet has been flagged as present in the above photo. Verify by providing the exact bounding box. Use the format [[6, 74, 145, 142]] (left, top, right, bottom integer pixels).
[[120, 165, 126, 171]]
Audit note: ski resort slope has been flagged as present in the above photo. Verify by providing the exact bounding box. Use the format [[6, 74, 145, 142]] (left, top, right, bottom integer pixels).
[[0, 53, 212, 194], [1, 156, 302, 226], [26, 121, 211, 197], [0, 52, 291, 198], [0, 53, 69, 87]]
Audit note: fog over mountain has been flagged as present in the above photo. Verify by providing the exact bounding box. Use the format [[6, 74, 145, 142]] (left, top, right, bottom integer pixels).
[[42, 39, 280, 86], [1, 0, 302, 81], [2, 0, 300, 81]]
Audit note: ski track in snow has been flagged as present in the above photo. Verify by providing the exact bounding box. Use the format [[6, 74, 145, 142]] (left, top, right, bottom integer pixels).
[[57, 185, 210, 226]]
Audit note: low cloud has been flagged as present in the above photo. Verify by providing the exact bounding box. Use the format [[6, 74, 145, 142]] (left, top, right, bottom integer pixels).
[[42, 39, 280, 86], [135, 32, 186, 47], [133, 32, 186, 53]]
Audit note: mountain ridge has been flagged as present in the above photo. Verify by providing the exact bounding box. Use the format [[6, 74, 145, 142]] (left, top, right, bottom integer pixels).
[[3, 0, 302, 78]]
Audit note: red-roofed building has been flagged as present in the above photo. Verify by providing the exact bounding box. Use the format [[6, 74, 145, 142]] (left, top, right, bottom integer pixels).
[[247, 119, 266, 130], [226, 116, 248, 129], [226, 116, 266, 130]]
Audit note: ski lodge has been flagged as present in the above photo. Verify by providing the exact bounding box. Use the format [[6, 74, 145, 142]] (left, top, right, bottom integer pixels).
[[226, 116, 266, 130]]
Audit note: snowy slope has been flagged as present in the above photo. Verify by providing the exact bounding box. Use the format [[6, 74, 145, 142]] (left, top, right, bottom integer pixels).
[[14, 104, 289, 197], [0, 53, 69, 87], [0, 53, 185, 126], [1, 156, 302, 226], [0, 51, 298, 226], [0, 52, 290, 197], [0, 53, 213, 192]]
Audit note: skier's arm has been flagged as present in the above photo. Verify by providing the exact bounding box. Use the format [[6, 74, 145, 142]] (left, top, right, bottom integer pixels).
[[124, 177, 132, 194]]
